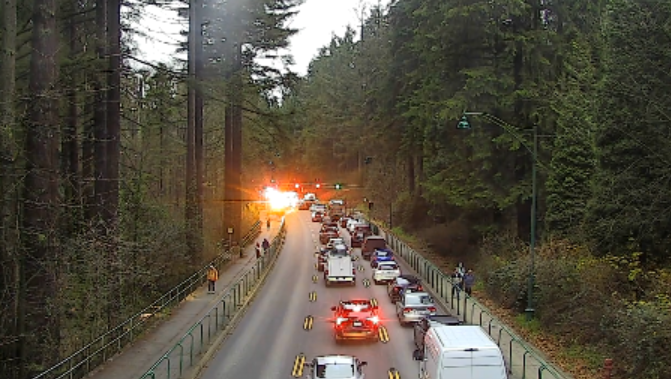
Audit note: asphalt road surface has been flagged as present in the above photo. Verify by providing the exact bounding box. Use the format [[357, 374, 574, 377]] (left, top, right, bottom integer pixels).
[[199, 210, 431, 379]]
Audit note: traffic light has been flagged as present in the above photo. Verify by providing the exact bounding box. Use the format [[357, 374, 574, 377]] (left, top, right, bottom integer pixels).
[[456, 115, 471, 129], [335, 183, 342, 190]]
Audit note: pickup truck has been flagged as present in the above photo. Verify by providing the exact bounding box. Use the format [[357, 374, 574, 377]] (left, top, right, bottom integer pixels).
[[324, 253, 355, 287], [413, 314, 463, 349]]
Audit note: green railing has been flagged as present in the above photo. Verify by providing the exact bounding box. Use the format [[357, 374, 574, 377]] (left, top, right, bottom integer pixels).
[[32, 221, 262, 379], [139, 217, 287, 379], [368, 220, 571, 379]]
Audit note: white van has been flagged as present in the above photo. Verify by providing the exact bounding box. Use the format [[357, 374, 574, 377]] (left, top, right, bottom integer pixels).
[[324, 254, 355, 287], [413, 325, 507, 379]]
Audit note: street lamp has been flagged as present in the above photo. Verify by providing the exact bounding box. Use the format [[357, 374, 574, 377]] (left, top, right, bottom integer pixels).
[[457, 111, 538, 321]]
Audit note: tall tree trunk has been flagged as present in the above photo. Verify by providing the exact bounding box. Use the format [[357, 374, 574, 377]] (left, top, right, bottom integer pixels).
[[62, 0, 80, 235], [106, 0, 121, 227], [224, 39, 243, 246], [195, 0, 205, 254], [0, 0, 17, 376], [185, 0, 197, 258], [93, 0, 107, 224], [19, 0, 60, 377], [105, 0, 122, 327]]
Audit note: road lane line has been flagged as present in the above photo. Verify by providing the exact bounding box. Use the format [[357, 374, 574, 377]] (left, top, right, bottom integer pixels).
[[309, 291, 317, 302], [388, 367, 401, 379], [303, 315, 314, 331], [312, 274, 318, 283], [379, 325, 390, 343], [291, 353, 306, 377]]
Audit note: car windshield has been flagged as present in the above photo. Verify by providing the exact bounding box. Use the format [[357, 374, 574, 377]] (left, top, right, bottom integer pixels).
[[406, 295, 434, 305], [378, 263, 397, 270], [316, 363, 354, 378]]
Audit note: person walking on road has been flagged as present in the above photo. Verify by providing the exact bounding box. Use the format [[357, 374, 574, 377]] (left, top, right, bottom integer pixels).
[[266, 219, 271, 230], [255, 242, 262, 259], [262, 238, 270, 254], [463, 269, 475, 296], [207, 265, 219, 294]]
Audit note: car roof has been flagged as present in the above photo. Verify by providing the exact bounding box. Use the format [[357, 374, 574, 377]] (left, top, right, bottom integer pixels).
[[315, 355, 356, 365], [377, 261, 398, 267], [365, 236, 384, 240]]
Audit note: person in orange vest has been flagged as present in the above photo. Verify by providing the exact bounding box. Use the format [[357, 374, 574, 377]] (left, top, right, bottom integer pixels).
[[207, 265, 219, 294]]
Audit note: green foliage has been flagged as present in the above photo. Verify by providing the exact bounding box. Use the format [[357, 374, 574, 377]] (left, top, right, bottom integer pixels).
[[585, 0, 671, 261]]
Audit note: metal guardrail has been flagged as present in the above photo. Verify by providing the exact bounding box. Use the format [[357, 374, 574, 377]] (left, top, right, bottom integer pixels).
[[32, 221, 262, 379], [139, 217, 287, 379], [368, 220, 569, 379]]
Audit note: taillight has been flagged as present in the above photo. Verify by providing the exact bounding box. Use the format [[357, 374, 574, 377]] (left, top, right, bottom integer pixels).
[[352, 268, 356, 275], [403, 308, 412, 313], [325, 269, 329, 275], [418, 285, 423, 291], [428, 307, 437, 313], [367, 316, 379, 324], [336, 317, 348, 326]]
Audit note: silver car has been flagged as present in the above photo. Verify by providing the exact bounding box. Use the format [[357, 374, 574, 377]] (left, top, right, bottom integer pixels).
[[305, 355, 368, 379], [395, 291, 437, 325]]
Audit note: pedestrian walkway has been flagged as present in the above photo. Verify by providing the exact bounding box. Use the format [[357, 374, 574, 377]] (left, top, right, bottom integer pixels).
[[88, 223, 280, 379]]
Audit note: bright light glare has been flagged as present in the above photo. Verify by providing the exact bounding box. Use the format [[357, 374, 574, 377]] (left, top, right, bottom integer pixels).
[[336, 317, 348, 325], [368, 316, 379, 324], [263, 188, 299, 210]]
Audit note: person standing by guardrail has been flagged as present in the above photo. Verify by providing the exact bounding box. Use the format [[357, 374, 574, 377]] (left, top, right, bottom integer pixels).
[[262, 238, 270, 254], [207, 265, 219, 294], [451, 267, 463, 298], [464, 269, 475, 296]]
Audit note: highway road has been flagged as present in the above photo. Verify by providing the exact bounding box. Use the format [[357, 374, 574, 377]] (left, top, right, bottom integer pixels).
[[200, 210, 430, 379]]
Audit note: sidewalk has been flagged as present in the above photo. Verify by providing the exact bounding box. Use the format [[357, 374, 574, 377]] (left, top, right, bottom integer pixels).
[[88, 224, 280, 379]]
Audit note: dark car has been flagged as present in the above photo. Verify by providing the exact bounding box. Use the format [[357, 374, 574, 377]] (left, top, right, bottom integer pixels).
[[387, 274, 423, 303], [413, 315, 462, 349], [340, 217, 350, 228], [361, 236, 386, 260], [332, 300, 380, 343], [319, 227, 339, 244], [351, 231, 365, 248], [312, 211, 323, 222]]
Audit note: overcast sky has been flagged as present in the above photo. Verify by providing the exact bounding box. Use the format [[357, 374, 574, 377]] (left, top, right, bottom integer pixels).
[[133, 0, 391, 76]]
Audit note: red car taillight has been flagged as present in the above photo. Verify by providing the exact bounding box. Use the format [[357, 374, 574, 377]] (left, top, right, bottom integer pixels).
[[403, 308, 412, 313], [428, 307, 437, 313], [352, 268, 356, 275], [325, 269, 329, 275]]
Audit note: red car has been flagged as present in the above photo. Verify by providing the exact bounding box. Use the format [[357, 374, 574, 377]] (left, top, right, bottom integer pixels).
[[332, 300, 380, 343]]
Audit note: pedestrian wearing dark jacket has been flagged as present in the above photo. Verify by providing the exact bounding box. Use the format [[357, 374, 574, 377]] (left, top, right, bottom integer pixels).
[[463, 269, 475, 296]]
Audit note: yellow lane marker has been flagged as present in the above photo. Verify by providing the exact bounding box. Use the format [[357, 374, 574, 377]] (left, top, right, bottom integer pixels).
[[357, 265, 365, 272], [314, 263, 318, 270], [388, 368, 400, 379], [371, 298, 378, 307], [352, 255, 359, 261], [379, 325, 390, 343], [303, 315, 314, 330], [309, 291, 317, 302], [312, 274, 318, 283], [362, 278, 371, 288], [292, 353, 306, 377]]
